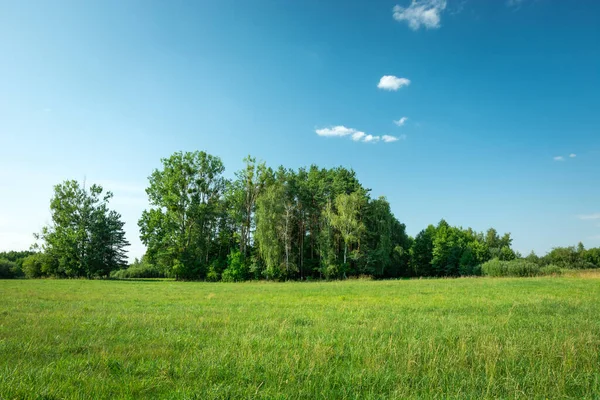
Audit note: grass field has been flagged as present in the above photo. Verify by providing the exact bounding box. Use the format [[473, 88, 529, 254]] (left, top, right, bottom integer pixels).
[[1, 276, 600, 399]]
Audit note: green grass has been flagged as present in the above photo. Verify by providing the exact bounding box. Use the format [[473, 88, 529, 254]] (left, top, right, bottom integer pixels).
[[1, 276, 599, 399]]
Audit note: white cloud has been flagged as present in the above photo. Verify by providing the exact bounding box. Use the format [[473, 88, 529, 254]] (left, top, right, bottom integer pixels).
[[363, 135, 380, 143], [315, 126, 355, 137], [553, 156, 564, 161], [315, 126, 401, 144], [578, 213, 600, 221], [351, 131, 366, 141], [393, 0, 447, 30], [378, 75, 411, 91], [569, 153, 577, 158], [394, 117, 408, 127]]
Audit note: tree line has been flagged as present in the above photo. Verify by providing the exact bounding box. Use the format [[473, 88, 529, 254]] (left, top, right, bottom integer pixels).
[[3, 150, 599, 280]]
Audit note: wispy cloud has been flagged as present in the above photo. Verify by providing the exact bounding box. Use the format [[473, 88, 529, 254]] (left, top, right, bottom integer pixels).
[[554, 154, 577, 162], [315, 126, 400, 144], [382, 134, 406, 143], [315, 126, 355, 137], [394, 117, 408, 127], [578, 213, 600, 221], [393, 0, 447, 30], [378, 76, 411, 91]]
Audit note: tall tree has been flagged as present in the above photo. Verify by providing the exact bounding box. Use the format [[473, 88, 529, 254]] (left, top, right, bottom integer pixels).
[[255, 178, 285, 279], [410, 225, 436, 276], [328, 192, 366, 266], [228, 156, 269, 258], [138, 151, 226, 279]]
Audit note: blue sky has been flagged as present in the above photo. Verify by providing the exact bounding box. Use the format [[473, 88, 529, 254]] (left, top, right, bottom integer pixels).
[[1, 0, 599, 259]]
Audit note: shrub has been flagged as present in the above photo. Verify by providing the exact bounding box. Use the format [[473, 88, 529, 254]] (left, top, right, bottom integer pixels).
[[459, 262, 482, 277], [22, 253, 48, 278], [481, 258, 541, 277], [0, 258, 18, 279], [221, 250, 248, 282], [110, 260, 166, 279], [540, 265, 562, 276]]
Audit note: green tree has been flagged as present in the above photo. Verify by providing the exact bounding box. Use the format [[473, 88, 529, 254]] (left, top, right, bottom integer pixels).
[[35, 180, 129, 278], [328, 192, 366, 267], [255, 178, 285, 279], [410, 225, 436, 277], [139, 151, 226, 279], [228, 156, 269, 258]]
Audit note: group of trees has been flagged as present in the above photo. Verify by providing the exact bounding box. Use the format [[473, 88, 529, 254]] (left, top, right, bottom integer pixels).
[[137, 152, 411, 280], [3, 150, 600, 280]]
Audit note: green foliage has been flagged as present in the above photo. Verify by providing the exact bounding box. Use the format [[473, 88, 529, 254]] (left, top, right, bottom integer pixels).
[[328, 191, 367, 266], [0, 258, 18, 279], [138, 151, 226, 280], [0, 251, 37, 278], [110, 257, 167, 279], [221, 249, 248, 282], [410, 225, 436, 276], [481, 258, 541, 277], [21, 253, 48, 278], [15, 151, 598, 282], [539, 264, 562, 276], [35, 180, 129, 278]]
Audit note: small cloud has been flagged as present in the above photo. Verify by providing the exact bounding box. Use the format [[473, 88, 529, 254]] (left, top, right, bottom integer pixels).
[[363, 135, 380, 143], [315, 126, 354, 137], [381, 135, 406, 143], [394, 117, 408, 127], [393, 0, 447, 30], [378, 75, 411, 91], [569, 153, 577, 158], [578, 213, 600, 221], [315, 126, 399, 144], [553, 156, 564, 161], [351, 131, 366, 141]]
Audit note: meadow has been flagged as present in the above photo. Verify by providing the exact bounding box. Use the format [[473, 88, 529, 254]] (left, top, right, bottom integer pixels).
[[1, 275, 599, 399]]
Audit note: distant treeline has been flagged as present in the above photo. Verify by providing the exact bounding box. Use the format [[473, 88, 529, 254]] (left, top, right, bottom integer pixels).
[[3, 151, 599, 280]]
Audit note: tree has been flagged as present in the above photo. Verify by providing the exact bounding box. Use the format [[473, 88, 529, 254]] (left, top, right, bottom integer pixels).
[[410, 225, 436, 276], [35, 180, 129, 278], [255, 178, 285, 279], [139, 151, 226, 279], [328, 192, 366, 267], [361, 196, 409, 277], [228, 156, 269, 258]]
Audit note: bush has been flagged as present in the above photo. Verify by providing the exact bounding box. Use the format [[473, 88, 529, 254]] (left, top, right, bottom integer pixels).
[[221, 250, 248, 282], [206, 261, 221, 282], [481, 258, 540, 277], [110, 260, 166, 279], [540, 265, 562, 276], [22, 253, 48, 278], [459, 263, 482, 277], [0, 258, 18, 279]]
